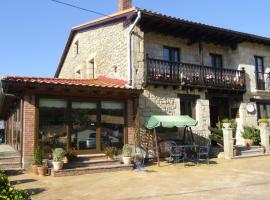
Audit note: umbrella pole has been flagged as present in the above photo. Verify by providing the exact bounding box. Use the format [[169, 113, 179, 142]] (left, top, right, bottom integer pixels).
[[154, 128, 160, 167]]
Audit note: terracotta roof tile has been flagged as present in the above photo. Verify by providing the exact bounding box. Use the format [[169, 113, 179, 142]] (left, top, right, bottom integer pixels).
[[1, 76, 130, 90]]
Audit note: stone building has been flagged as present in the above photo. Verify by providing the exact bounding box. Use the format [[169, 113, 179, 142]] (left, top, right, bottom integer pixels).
[[1, 0, 270, 170]]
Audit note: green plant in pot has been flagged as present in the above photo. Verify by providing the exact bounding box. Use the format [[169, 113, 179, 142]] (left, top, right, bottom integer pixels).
[[222, 118, 231, 128], [122, 144, 132, 165], [52, 148, 65, 171], [104, 146, 118, 160], [242, 126, 260, 149], [32, 146, 42, 175], [34, 146, 48, 176], [258, 118, 269, 127]]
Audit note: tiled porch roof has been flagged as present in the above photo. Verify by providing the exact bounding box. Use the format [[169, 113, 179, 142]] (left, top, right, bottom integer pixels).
[[1, 76, 129, 89]]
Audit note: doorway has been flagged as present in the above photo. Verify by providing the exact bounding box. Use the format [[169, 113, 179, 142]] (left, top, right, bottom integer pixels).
[[209, 97, 230, 127]]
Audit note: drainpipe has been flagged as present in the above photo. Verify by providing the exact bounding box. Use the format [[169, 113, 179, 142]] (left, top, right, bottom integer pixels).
[[127, 11, 141, 88]]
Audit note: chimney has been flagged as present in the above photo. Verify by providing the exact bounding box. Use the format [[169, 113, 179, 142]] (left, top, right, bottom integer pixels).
[[118, 0, 132, 12]]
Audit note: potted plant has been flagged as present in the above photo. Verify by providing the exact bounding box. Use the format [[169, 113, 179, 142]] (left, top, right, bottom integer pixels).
[[104, 146, 118, 160], [258, 118, 269, 127], [122, 144, 132, 165], [63, 150, 76, 163], [242, 126, 260, 149], [32, 146, 42, 175], [222, 118, 231, 128], [52, 148, 65, 171], [37, 163, 48, 176]]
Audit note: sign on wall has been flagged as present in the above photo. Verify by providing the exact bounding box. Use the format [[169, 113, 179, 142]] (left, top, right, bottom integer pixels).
[[0, 121, 4, 130]]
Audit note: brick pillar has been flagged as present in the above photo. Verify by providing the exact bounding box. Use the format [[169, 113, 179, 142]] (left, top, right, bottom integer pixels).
[[22, 95, 37, 170], [259, 127, 270, 154], [222, 128, 234, 159], [127, 99, 135, 145]]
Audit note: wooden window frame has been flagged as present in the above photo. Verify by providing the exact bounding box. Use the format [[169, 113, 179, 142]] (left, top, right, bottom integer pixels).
[[178, 94, 199, 119], [210, 53, 223, 68], [255, 56, 265, 90], [163, 46, 181, 62]]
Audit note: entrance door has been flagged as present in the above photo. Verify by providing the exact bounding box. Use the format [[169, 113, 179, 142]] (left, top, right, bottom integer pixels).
[[209, 97, 230, 127], [71, 102, 100, 153]]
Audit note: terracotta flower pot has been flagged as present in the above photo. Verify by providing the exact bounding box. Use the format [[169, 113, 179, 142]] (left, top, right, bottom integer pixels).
[[244, 139, 254, 149], [32, 165, 38, 175], [37, 166, 48, 176], [52, 161, 64, 171], [107, 156, 114, 161], [63, 156, 69, 164]]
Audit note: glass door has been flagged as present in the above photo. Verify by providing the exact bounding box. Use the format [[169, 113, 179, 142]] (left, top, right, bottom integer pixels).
[[71, 102, 98, 153]]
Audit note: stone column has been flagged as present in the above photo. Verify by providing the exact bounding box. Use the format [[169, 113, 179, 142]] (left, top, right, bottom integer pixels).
[[222, 128, 234, 159], [260, 127, 270, 154]]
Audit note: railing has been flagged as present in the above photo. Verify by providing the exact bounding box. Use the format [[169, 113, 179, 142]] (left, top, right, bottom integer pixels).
[[147, 57, 246, 91], [256, 72, 270, 91]]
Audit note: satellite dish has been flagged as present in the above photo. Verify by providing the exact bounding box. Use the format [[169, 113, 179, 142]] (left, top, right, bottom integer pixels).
[[247, 103, 255, 113]]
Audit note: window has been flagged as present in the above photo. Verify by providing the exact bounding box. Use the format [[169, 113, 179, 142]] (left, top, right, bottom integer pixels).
[[255, 56, 265, 90], [163, 46, 180, 62], [257, 102, 270, 119], [210, 54, 223, 68], [71, 102, 97, 151], [73, 40, 79, 56], [101, 101, 125, 149], [39, 99, 68, 155], [179, 95, 198, 119]]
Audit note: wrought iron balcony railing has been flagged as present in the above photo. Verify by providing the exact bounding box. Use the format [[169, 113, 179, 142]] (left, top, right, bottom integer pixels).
[[146, 57, 246, 91]]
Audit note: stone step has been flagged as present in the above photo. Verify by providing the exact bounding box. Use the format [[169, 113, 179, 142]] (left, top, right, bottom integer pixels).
[[64, 159, 119, 169], [240, 148, 264, 156], [2, 168, 24, 176], [233, 153, 270, 159], [0, 156, 21, 163], [75, 154, 108, 161], [0, 162, 22, 170], [51, 164, 133, 177]]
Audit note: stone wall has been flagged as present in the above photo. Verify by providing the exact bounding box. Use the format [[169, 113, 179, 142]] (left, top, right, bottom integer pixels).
[[138, 86, 210, 137], [59, 20, 129, 81]]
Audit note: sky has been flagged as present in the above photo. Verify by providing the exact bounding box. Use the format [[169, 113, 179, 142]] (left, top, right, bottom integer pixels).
[[0, 0, 270, 78]]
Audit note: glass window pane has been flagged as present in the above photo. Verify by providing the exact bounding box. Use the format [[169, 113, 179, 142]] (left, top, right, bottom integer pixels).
[[40, 99, 67, 108], [101, 101, 125, 150], [71, 102, 97, 151], [39, 99, 67, 156], [163, 48, 170, 61]]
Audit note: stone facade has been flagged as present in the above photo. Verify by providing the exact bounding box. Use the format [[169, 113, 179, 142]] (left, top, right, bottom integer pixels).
[[58, 17, 270, 143], [59, 20, 129, 81]]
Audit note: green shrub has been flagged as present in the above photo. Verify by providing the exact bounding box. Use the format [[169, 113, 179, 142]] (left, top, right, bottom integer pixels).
[[52, 148, 65, 162], [242, 126, 261, 145], [104, 147, 118, 157], [258, 118, 269, 124], [0, 170, 31, 200], [33, 146, 42, 166], [122, 144, 132, 157]]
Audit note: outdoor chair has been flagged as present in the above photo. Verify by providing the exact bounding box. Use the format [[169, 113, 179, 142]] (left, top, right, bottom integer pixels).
[[168, 142, 186, 165], [197, 139, 211, 165]]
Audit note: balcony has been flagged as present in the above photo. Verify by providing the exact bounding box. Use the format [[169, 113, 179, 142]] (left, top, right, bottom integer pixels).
[[146, 57, 246, 92]]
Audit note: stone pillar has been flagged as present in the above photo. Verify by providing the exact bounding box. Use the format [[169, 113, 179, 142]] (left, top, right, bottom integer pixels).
[[127, 98, 135, 145], [222, 128, 234, 159], [260, 127, 270, 154]]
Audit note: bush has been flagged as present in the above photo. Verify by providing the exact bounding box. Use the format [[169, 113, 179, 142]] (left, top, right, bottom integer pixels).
[[33, 146, 42, 166], [0, 170, 31, 200], [242, 126, 261, 145], [52, 148, 65, 162], [122, 144, 132, 157], [258, 118, 269, 124], [104, 147, 118, 157]]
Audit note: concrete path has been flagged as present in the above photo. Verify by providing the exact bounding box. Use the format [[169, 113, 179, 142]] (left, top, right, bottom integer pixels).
[[9, 156, 270, 200]]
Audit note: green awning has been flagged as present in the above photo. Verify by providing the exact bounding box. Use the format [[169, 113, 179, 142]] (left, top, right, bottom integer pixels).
[[145, 115, 198, 130]]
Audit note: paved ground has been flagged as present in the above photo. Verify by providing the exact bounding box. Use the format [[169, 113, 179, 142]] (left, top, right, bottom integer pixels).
[[8, 156, 270, 200]]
